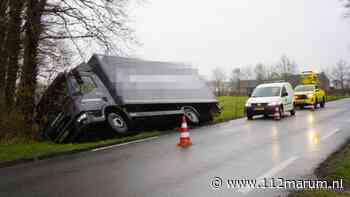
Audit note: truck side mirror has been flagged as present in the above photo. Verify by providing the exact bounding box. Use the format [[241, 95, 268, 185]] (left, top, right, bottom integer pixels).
[[282, 92, 288, 97]]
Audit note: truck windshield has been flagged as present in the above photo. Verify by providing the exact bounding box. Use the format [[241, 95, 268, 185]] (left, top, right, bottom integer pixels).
[[251, 87, 281, 97], [295, 85, 314, 92], [70, 75, 97, 94]]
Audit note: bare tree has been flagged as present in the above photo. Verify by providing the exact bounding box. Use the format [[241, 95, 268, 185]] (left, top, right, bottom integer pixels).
[[229, 68, 242, 94], [4, 0, 24, 109], [38, 40, 73, 86], [254, 63, 267, 82], [241, 66, 253, 80], [212, 67, 226, 96], [17, 0, 135, 120], [264, 64, 279, 80], [275, 55, 298, 80], [0, 0, 9, 106], [331, 59, 349, 91]]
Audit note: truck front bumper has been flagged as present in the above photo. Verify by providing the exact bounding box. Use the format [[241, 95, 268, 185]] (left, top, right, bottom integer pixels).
[[76, 110, 106, 125]]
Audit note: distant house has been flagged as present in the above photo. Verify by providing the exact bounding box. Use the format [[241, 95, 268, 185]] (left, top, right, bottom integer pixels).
[[238, 80, 259, 95]]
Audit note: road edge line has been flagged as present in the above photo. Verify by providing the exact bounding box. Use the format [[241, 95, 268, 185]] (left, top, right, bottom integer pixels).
[[321, 129, 340, 142], [91, 136, 160, 152], [239, 156, 299, 194]]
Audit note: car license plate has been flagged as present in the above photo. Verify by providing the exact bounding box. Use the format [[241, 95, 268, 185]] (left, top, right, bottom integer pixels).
[[255, 107, 264, 111]]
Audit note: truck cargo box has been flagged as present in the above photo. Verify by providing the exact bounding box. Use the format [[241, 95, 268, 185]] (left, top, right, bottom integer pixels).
[[87, 54, 217, 105]]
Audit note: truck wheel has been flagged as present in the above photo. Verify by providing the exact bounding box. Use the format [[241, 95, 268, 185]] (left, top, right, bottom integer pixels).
[[247, 115, 253, 120], [183, 107, 200, 124], [107, 112, 129, 134], [320, 97, 326, 108]]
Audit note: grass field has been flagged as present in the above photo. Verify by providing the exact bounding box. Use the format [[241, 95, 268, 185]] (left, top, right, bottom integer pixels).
[[0, 95, 348, 164], [214, 96, 248, 123], [327, 95, 350, 102]]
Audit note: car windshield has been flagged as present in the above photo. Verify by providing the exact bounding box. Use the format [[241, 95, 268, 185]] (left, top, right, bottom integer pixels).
[[295, 85, 314, 92], [251, 86, 281, 97]]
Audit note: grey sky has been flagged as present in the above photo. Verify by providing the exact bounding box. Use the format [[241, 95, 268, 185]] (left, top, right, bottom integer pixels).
[[130, 0, 350, 78]]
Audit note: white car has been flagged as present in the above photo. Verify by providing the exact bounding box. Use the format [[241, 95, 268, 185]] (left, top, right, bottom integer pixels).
[[245, 82, 295, 120]]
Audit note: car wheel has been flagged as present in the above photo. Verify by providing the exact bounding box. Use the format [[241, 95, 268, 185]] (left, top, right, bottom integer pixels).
[[275, 106, 283, 120], [313, 99, 318, 110], [184, 107, 200, 124], [320, 97, 326, 108], [290, 108, 296, 116], [107, 112, 129, 134]]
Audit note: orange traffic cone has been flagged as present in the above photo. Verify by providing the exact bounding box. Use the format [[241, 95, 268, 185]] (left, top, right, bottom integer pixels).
[[177, 115, 192, 148]]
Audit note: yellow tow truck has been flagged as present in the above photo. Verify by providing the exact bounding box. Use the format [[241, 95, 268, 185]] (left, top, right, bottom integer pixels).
[[294, 71, 326, 109]]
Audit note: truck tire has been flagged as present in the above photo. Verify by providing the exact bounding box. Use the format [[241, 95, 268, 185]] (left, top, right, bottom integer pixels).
[[107, 112, 129, 134], [183, 107, 200, 124], [247, 115, 253, 120], [320, 97, 326, 108]]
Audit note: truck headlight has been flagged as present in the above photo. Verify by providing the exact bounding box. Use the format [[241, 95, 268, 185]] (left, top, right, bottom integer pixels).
[[268, 101, 280, 106], [77, 113, 88, 123]]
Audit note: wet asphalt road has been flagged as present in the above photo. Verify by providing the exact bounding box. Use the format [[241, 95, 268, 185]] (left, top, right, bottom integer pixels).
[[1, 99, 350, 197]]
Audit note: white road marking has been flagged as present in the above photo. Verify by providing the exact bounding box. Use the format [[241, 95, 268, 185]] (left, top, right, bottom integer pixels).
[[321, 129, 340, 142], [91, 136, 160, 152], [239, 156, 299, 194]]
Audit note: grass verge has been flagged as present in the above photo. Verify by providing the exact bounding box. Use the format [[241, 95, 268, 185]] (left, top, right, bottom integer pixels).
[[0, 131, 159, 163], [289, 141, 350, 197]]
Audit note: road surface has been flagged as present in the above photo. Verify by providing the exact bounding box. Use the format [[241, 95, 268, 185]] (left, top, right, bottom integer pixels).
[[1, 98, 350, 197]]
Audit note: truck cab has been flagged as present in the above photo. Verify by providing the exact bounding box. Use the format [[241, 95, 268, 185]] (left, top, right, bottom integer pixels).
[[36, 69, 114, 143]]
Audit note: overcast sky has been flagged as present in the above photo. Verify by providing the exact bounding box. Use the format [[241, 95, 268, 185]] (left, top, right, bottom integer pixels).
[[129, 0, 350, 78]]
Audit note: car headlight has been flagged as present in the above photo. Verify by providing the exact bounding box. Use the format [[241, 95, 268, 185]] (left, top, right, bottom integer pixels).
[[307, 94, 314, 98], [77, 113, 88, 123], [245, 102, 252, 107], [268, 101, 280, 106]]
